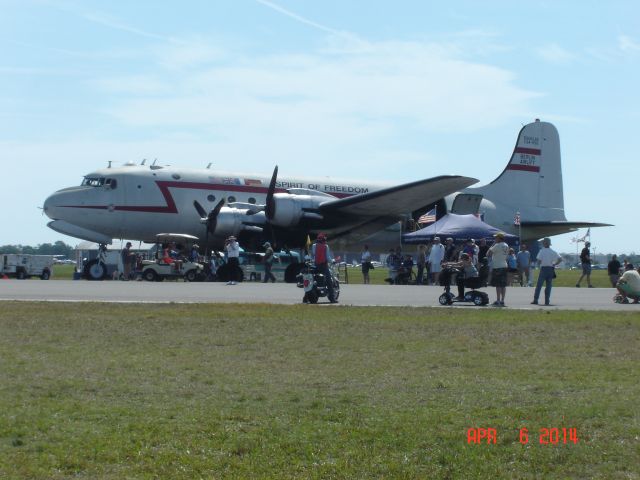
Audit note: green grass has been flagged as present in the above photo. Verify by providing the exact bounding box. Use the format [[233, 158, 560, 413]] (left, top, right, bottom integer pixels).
[[1, 303, 638, 479], [347, 266, 613, 288]]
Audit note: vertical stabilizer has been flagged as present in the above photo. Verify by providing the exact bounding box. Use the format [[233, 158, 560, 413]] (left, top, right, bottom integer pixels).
[[470, 119, 566, 223]]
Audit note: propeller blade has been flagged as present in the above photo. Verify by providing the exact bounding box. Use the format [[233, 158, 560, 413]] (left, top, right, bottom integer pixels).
[[193, 200, 207, 219], [207, 199, 225, 234], [265, 165, 278, 220]]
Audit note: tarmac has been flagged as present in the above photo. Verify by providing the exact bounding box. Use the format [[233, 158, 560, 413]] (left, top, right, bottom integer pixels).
[[0, 279, 637, 311]]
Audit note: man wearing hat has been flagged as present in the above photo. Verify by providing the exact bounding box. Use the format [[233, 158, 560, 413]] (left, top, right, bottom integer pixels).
[[224, 236, 240, 285], [262, 241, 276, 283], [531, 237, 562, 305], [488, 232, 509, 306]]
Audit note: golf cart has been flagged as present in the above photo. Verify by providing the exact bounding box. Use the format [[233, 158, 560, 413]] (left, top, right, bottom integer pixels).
[[140, 233, 204, 282]]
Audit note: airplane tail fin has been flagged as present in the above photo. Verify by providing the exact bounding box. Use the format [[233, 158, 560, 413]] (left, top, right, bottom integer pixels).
[[473, 119, 566, 220]]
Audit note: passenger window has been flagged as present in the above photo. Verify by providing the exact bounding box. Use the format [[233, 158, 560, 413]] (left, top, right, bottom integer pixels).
[[106, 178, 117, 189], [248, 197, 256, 204], [228, 196, 236, 203]]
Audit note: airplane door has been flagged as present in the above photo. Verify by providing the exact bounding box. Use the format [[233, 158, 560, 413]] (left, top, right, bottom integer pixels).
[[450, 194, 483, 215]]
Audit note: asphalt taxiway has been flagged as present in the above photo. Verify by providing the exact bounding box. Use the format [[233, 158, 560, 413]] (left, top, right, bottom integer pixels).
[[0, 280, 635, 311]]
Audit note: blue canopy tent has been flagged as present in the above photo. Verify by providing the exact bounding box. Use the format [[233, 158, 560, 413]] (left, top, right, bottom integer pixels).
[[402, 213, 518, 244]]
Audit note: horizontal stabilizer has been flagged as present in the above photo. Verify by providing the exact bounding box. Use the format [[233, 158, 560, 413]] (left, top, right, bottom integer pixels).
[[521, 221, 613, 239]]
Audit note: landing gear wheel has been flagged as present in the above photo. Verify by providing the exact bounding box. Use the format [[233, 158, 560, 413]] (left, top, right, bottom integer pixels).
[[84, 260, 107, 280]]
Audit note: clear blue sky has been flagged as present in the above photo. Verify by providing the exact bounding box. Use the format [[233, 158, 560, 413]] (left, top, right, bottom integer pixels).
[[2, 0, 638, 255]]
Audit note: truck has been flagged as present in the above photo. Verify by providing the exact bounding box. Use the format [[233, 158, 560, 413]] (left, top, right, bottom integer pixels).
[[0, 254, 55, 280]]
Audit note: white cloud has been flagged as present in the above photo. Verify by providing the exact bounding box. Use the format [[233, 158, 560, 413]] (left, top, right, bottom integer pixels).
[[534, 43, 576, 64], [99, 37, 539, 142], [618, 34, 640, 53]]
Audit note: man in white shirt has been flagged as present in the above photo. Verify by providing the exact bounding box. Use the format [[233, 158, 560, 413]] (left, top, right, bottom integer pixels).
[[531, 237, 562, 306], [616, 263, 640, 303], [488, 232, 509, 306], [224, 236, 241, 285], [428, 237, 445, 285]]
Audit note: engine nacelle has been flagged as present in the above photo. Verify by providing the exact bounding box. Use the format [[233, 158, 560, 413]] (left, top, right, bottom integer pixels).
[[269, 193, 329, 227], [205, 208, 266, 239]]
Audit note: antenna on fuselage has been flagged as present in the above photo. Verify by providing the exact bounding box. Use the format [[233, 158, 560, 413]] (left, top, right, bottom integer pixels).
[[141, 159, 146, 165], [207, 163, 212, 169], [108, 161, 112, 168], [151, 158, 157, 166]]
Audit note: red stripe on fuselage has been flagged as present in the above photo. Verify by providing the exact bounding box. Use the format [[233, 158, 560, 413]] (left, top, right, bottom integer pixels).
[[61, 181, 353, 213], [514, 147, 541, 155], [506, 164, 540, 173]]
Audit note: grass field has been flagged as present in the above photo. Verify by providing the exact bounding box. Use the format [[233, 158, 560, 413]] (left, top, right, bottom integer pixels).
[[347, 266, 613, 288], [51, 263, 614, 288], [1, 302, 638, 479]]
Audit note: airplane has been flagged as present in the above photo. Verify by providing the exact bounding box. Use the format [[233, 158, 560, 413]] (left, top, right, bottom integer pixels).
[[43, 119, 609, 259]]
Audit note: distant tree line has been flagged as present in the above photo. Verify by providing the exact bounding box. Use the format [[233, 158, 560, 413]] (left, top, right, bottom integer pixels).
[[0, 241, 74, 258]]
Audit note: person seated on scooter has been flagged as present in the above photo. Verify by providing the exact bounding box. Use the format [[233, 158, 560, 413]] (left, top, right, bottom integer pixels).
[[311, 233, 337, 303], [443, 253, 478, 300], [616, 263, 640, 304], [397, 255, 414, 284]]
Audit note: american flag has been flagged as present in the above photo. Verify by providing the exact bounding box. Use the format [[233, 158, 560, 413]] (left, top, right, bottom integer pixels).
[[418, 208, 436, 225], [514, 212, 521, 226]]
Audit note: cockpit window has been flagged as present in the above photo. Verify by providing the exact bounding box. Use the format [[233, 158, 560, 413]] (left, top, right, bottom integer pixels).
[[81, 177, 117, 189], [82, 177, 105, 187]]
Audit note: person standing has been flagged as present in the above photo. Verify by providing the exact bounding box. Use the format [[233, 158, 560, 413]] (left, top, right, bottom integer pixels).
[[225, 236, 240, 285], [444, 238, 457, 262], [428, 237, 445, 285], [386, 248, 399, 285], [416, 244, 427, 285], [360, 245, 372, 284], [477, 238, 489, 264], [311, 233, 337, 302], [120, 241, 134, 280], [516, 244, 532, 287], [576, 241, 594, 288], [262, 242, 276, 283], [487, 232, 509, 306], [607, 254, 621, 288], [531, 238, 562, 306]]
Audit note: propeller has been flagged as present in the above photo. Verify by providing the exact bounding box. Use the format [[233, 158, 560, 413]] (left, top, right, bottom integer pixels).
[[265, 165, 278, 221], [193, 198, 225, 248]]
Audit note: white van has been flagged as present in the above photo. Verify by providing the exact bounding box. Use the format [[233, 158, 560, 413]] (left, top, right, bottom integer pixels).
[[0, 254, 55, 279]]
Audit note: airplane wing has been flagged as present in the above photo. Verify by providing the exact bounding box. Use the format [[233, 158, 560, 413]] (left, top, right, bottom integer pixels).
[[521, 221, 613, 239], [318, 175, 477, 217]]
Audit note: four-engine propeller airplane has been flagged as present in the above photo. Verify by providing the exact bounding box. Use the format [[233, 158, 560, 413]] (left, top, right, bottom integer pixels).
[[43, 120, 609, 252]]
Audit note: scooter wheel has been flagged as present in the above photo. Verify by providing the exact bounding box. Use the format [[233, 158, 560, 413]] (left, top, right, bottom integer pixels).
[[439, 293, 452, 305]]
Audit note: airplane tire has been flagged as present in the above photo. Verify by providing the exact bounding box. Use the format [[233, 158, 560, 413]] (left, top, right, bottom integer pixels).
[[84, 260, 107, 280]]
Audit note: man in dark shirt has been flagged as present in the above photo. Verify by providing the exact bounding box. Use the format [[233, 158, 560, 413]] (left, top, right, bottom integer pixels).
[[477, 238, 490, 264], [444, 238, 457, 262], [576, 241, 593, 288], [607, 254, 621, 288]]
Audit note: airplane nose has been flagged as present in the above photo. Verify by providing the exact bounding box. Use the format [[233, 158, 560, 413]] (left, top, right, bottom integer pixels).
[[43, 193, 57, 220]]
